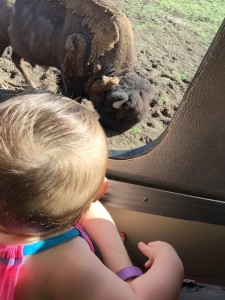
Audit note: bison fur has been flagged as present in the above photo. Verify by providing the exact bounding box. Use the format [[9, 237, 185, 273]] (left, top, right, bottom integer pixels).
[[0, 0, 155, 131]]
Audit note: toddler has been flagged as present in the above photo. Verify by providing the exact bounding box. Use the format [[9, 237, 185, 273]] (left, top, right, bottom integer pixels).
[[0, 92, 183, 300]]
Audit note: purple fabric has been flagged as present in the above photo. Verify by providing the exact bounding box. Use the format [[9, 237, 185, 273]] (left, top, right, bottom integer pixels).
[[116, 266, 143, 281]]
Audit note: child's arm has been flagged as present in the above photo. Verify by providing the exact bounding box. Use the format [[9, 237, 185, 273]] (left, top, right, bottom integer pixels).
[[55, 237, 183, 300], [131, 241, 184, 300], [79, 200, 133, 273]]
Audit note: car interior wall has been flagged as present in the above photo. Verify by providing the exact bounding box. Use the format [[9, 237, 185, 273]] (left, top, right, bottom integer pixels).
[[103, 204, 225, 283]]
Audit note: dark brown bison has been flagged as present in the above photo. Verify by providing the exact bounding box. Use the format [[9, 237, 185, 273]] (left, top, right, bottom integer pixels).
[[0, 0, 154, 131]]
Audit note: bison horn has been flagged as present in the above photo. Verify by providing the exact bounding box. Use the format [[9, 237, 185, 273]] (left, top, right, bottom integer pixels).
[[88, 75, 120, 94], [113, 98, 129, 109]]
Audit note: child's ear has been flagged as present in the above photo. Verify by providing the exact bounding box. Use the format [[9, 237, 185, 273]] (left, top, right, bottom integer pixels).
[[94, 177, 108, 201]]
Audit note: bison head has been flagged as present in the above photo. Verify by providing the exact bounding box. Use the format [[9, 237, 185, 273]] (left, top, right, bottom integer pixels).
[[97, 72, 155, 131]]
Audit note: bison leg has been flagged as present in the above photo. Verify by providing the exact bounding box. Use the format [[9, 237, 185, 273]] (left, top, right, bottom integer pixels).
[[0, 40, 8, 57], [62, 33, 87, 94], [11, 51, 35, 87]]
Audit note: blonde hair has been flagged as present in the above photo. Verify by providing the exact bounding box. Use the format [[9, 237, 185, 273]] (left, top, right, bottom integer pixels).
[[0, 91, 108, 234]]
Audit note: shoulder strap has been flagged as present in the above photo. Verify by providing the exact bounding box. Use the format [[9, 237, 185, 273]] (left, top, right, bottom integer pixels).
[[23, 227, 80, 256]]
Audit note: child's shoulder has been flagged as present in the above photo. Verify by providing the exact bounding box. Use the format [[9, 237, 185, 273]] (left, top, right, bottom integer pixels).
[[17, 236, 95, 299], [18, 235, 136, 300], [49, 235, 94, 278], [46, 236, 108, 299]]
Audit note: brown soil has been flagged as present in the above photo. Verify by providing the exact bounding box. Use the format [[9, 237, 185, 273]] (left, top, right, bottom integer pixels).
[[0, 2, 220, 150]]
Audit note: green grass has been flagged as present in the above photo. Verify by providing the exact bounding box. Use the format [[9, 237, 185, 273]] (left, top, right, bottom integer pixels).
[[159, 0, 225, 43], [178, 72, 188, 81], [131, 126, 142, 134], [117, 0, 225, 44], [159, 95, 169, 104]]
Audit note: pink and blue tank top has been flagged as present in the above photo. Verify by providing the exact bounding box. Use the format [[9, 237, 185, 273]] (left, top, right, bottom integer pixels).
[[0, 224, 94, 300]]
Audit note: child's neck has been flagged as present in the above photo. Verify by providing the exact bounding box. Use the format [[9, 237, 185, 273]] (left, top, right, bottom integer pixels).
[[0, 226, 73, 246], [0, 230, 42, 246]]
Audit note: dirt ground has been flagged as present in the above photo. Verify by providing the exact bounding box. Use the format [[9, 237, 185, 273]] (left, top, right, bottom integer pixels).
[[0, 1, 223, 150]]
